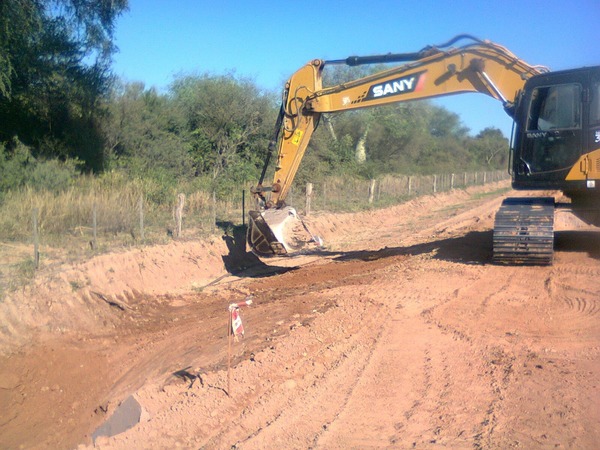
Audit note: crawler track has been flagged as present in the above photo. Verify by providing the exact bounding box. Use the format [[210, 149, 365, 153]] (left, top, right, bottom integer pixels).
[[493, 197, 555, 265]]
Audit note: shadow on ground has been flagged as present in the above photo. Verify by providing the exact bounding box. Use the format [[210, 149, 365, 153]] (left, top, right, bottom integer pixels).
[[218, 224, 600, 279], [330, 229, 600, 265], [329, 230, 495, 266], [220, 228, 496, 271], [555, 230, 600, 260], [218, 222, 296, 278]]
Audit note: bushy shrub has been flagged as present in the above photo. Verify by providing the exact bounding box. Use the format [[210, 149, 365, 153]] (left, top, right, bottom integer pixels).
[[0, 140, 80, 195], [0, 140, 31, 192]]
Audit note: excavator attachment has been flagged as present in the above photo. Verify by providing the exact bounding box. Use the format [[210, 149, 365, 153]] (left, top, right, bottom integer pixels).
[[247, 207, 322, 257]]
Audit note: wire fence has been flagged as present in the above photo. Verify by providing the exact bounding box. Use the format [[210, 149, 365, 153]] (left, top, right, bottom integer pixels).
[[295, 170, 507, 214], [1, 170, 509, 270]]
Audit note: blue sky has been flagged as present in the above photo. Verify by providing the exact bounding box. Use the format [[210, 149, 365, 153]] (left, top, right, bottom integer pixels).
[[112, 0, 600, 138]]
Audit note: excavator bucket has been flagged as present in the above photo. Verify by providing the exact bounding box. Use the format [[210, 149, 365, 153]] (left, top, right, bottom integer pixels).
[[247, 207, 322, 257]]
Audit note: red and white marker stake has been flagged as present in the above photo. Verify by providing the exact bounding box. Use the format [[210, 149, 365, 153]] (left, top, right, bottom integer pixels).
[[229, 296, 253, 339], [227, 296, 253, 395]]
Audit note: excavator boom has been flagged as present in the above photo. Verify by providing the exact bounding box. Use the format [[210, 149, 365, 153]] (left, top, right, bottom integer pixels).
[[247, 35, 599, 262]]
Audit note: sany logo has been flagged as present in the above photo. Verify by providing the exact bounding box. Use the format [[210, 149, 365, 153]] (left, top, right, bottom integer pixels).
[[527, 131, 548, 139], [367, 71, 426, 100]]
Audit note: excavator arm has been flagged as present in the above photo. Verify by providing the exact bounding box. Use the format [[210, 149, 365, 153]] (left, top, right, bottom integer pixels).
[[248, 35, 547, 256]]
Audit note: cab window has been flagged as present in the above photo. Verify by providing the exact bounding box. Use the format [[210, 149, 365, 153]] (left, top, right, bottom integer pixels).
[[527, 84, 581, 131], [591, 82, 600, 125]]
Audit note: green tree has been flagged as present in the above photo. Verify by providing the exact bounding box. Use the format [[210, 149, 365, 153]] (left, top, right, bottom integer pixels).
[[104, 81, 192, 179], [308, 100, 483, 177], [427, 105, 470, 138], [171, 73, 276, 186], [469, 127, 509, 168], [0, 0, 128, 172]]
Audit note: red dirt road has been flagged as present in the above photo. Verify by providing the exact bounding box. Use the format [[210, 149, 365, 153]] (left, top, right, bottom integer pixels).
[[1, 183, 599, 449]]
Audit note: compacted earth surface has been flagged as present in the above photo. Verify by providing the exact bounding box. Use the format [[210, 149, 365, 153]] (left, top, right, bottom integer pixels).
[[1, 182, 599, 449]]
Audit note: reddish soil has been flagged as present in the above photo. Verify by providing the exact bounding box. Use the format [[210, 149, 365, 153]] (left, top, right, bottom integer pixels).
[[1, 182, 599, 449]]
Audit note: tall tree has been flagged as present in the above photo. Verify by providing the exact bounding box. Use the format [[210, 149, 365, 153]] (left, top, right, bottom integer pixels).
[[0, 0, 128, 171], [469, 127, 509, 168], [103, 81, 193, 177], [171, 73, 275, 184]]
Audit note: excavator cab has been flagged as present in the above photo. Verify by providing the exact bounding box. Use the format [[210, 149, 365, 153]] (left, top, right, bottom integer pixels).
[[512, 69, 591, 190], [512, 66, 600, 194]]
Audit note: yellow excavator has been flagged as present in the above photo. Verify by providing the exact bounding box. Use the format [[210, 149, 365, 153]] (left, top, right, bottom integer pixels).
[[247, 35, 600, 265]]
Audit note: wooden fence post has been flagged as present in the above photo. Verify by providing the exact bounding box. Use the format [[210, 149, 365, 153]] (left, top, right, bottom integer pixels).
[[174, 193, 185, 238], [242, 190, 246, 226], [305, 182, 313, 215], [32, 208, 39, 269], [212, 191, 217, 231], [408, 176, 412, 196], [433, 175, 437, 193], [92, 202, 97, 250], [451, 173, 455, 190], [368, 179, 376, 203], [139, 194, 145, 241]]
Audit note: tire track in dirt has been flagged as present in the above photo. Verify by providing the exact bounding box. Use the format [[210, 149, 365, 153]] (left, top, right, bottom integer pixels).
[[546, 263, 600, 323], [421, 258, 600, 449], [313, 255, 503, 448], [423, 265, 556, 448]]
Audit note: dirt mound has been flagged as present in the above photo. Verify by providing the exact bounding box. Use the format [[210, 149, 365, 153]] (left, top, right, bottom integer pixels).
[[0, 238, 228, 353]]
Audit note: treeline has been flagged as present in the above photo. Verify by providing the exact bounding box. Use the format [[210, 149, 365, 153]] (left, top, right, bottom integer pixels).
[[0, 1, 510, 201]]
